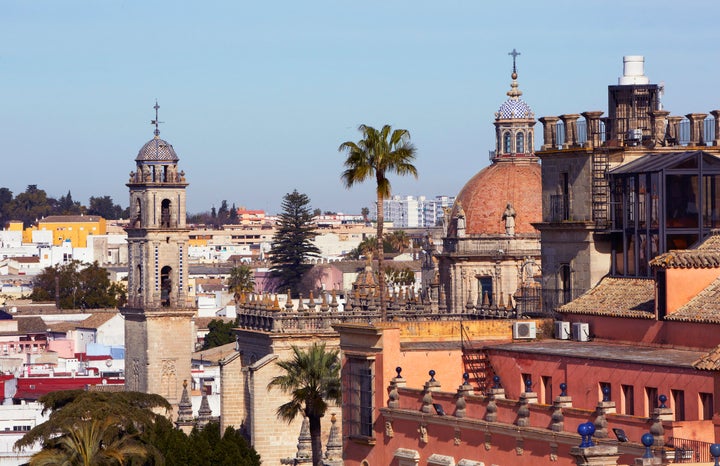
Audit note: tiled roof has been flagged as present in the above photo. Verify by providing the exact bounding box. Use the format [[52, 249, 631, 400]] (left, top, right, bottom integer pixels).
[[665, 276, 720, 324], [193, 342, 237, 364], [17, 317, 49, 334], [650, 250, 720, 269], [693, 346, 720, 370], [47, 321, 80, 333], [695, 230, 720, 250], [78, 313, 117, 329], [557, 276, 655, 318]]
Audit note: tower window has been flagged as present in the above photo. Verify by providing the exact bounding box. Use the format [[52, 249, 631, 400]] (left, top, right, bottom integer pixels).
[[516, 132, 525, 153], [161, 266, 172, 307], [503, 132, 511, 153], [161, 199, 172, 228]]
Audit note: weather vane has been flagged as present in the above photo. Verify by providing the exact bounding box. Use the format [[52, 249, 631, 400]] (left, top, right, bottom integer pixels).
[[151, 100, 163, 137], [508, 48, 521, 74]]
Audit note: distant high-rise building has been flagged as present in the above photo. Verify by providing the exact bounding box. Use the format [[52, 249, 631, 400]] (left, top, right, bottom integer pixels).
[[381, 195, 455, 228]]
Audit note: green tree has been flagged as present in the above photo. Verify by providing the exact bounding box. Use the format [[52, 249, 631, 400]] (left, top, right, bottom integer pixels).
[[0, 187, 12, 226], [202, 319, 236, 350], [28, 416, 150, 466], [339, 125, 418, 318], [16, 390, 171, 455], [30, 261, 123, 309], [9, 185, 54, 227], [268, 190, 320, 295], [227, 265, 255, 302], [268, 343, 341, 466], [360, 206, 370, 223], [56, 190, 83, 215], [385, 230, 410, 254], [88, 195, 126, 220]]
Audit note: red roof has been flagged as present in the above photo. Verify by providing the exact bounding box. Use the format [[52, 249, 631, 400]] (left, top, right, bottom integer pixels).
[[15, 376, 124, 400]]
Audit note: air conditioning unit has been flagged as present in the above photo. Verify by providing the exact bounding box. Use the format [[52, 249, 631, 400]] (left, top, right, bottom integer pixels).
[[555, 321, 571, 340], [513, 322, 536, 340], [572, 323, 590, 342]]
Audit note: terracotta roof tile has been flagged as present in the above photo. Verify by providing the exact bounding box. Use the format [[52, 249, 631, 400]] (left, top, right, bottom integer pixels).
[[78, 313, 117, 329], [693, 346, 720, 370], [665, 276, 720, 324], [557, 276, 655, 318]]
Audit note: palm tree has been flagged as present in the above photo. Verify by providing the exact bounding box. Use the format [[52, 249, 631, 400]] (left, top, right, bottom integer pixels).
[[339, 124, 418, 318], [268, 343, 342, 466], [386, 230, 410, 254], [227, 264, 255, 303], [29, 417, 149, 466]]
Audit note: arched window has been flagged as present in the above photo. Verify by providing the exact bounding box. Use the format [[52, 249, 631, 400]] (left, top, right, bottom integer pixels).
[[134, 199, 142, 228], [137, 265, 143, 295], [503, 132, 511, 153], [516, 132, 525, 154], [161, 199, 171, 228], [161, 266, 172, 307]]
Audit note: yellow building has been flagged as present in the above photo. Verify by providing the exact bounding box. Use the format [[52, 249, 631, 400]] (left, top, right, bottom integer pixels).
[[23, 215, 107, 247]]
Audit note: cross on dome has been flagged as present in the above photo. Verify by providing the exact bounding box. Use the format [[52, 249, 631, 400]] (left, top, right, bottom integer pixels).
[[151, 100, 163, 137]]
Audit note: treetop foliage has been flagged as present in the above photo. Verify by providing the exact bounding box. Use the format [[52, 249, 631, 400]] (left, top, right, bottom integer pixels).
[[268, 190, 320, 295], [30, 261, 126, 309]]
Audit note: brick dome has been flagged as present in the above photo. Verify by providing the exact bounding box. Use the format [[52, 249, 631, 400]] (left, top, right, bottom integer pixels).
[[448, 158, 541, 236]]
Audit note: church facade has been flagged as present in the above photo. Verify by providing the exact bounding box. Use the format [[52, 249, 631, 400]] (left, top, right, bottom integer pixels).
[[121, 105, 194, 408]]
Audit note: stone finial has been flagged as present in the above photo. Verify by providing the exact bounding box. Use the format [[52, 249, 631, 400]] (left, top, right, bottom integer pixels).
[[710, 110, 720, 146], [581, 111, 605, 148], [295, 417, 312, 461], [465, 290, 475, 311], [388, 367, 405, 408], [686, 113, 708, 146], [649, 394, 672, 447], [197, 390, 213, 428], [297, 294, 306, 311], [176, 379, 193, 424], [320, 292, 329, 312], [330, 289, 339, 313], [560, 114, 581, 148], [325, 413, 342, 461], [307, 291, 316, 312], [285, 289, 294, 312]]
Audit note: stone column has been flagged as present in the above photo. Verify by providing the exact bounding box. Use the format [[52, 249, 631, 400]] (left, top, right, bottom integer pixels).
[[649, 394, 673, 448], [649, 110, 670, 147], [667, 116, 684, 145], [539, 116, 560, 150], [710, 110, 720, 146], [582, 111, 605, 148], [686, 113, 708, 146], [560, 114, 582, 148]]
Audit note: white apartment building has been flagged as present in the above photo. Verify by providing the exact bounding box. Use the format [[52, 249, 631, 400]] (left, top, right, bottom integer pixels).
[[381, 195, 455, 228]]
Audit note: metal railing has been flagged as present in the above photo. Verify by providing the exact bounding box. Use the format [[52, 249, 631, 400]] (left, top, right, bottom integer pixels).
[[665, 436, 713, 463]]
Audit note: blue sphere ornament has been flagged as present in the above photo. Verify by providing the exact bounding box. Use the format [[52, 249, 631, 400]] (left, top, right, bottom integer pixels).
[[711, 443, 720, 466], [577, 422, 595, 447], [429, 369, 436, 381], [395, 366, 402, 377], [462, 372, 469, 383], [525, 377, 532, 392], [659, 394, 667, 408], [602, 385, 611, 402], [493, 375, 501, 389], [560, 382, 567, 396], [641, 433, 655, 458]]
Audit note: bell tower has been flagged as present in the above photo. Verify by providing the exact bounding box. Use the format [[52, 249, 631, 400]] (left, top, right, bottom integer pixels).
[[122, 102, 194, 407]]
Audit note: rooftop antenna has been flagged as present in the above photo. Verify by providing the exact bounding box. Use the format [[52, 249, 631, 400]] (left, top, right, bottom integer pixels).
[[151, 100, 163, 137]]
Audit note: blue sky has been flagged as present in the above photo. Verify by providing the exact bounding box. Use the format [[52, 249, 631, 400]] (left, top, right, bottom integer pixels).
[[1, 1, 718, 214]]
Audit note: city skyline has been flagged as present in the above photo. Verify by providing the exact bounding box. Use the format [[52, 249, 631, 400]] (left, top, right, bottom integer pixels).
[[1, 1, 717, 214]]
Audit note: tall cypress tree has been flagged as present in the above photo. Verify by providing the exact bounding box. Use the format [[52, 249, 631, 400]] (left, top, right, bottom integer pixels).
[[269, 190, 320, 295]]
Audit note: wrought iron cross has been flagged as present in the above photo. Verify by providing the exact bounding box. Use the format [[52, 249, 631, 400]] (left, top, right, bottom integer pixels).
[[508, 48, 521, 73], [151, 100, 163, 136]]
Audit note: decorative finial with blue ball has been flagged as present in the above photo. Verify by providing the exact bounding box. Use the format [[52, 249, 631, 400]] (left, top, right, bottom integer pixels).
[[641, 432, 654, 458], [429, 370, 436, 382], [602, 385, 611, 402], [525, 377, 532, 393], [578, 422, 596, 448], [710, 443, 720, 466], [462, 372, 469, 384], [560, 382, 567, 397], [395, 366, 402, 378], [493, 375, 501, 389], [659, 394, 667, 409]]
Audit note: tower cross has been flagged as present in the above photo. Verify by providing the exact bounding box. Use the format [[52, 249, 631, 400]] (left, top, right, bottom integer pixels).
[[508, 48, 521, 73], [151, 100, 163, 137]]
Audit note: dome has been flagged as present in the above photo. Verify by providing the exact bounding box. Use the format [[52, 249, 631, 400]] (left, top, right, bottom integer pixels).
[[136, 136, 179, 162], [448, 159, 541, 236], [497, 98, 533, 119]]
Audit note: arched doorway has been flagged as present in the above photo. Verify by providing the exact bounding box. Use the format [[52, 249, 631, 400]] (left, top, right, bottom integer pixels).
[[161, 199, 171, 228]]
